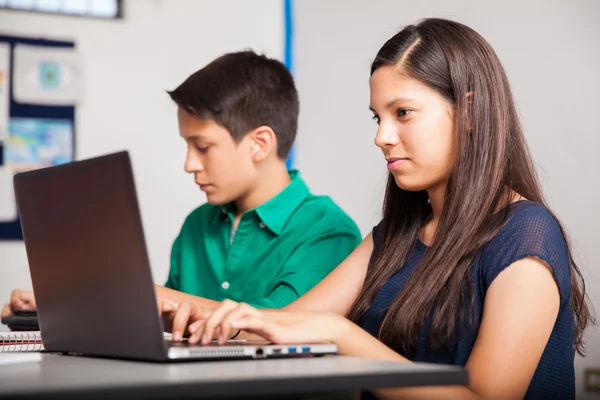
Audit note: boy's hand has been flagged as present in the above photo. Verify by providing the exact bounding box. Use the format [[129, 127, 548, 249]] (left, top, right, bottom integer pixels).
[[1, 289, 37, 318], [157, 297, 178, 333]]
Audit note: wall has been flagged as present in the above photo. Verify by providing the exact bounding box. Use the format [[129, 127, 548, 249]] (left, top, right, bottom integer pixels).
[[293, 0, 600, 397], [0, 0, 284, 297]]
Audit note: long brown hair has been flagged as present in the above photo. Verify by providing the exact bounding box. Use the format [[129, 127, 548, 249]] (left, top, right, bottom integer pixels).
[[347, 18, 593, 356]]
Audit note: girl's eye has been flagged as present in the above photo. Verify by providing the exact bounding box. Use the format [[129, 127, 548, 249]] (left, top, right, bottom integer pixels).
[[397, 108, 412, 118], [372, 115, 380, 125]]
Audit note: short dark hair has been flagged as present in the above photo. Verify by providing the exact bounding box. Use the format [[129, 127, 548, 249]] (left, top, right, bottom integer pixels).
[[168, 51, 299, 159]]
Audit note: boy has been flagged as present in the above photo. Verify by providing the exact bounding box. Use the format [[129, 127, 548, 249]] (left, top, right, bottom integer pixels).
[[3, 51, 361, 320]]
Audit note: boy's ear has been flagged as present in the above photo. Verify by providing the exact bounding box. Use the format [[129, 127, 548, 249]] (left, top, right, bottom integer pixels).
[[250, 126, 276, 163]]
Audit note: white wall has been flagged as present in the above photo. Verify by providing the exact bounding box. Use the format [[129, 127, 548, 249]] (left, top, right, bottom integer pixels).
[[0, 0, 283, 296], [293, 0, 600, 397]]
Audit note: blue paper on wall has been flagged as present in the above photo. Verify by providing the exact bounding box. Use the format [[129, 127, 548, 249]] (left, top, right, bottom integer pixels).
[[3, 117, 74, 173]]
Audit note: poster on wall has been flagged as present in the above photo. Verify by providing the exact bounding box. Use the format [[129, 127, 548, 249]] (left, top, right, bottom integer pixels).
[[0, 117, 73, 223], [0, 34, 77, 240], [0, 42, 10, 141], [13, 44, 82, 106], [3, 117, 74, 173]]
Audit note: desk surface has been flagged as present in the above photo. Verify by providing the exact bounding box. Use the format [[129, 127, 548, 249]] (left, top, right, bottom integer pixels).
[[0, 353, 468, 399]]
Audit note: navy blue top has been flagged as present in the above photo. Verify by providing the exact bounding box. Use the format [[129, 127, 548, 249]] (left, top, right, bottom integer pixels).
[[361, 201, 574, 399]]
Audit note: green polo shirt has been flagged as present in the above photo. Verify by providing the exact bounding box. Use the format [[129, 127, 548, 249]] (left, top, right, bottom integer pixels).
[[165, 170, 361, 308]]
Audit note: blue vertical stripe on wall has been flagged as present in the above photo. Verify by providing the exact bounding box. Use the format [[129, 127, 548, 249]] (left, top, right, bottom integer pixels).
[[284, 0, 295, 169]]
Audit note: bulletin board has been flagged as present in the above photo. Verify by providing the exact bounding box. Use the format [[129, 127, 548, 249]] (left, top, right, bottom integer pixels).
[[0, 34, 78, 240]]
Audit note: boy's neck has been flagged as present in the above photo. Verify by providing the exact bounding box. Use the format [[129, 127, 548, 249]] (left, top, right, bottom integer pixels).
[[233, 163, 292, 217]]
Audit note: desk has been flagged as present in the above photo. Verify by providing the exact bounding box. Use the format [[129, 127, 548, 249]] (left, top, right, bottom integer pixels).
[[0, 353, 467, 399]]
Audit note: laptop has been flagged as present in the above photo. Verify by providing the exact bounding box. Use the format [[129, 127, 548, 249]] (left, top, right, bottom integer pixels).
[[13, 151, 337, 362]]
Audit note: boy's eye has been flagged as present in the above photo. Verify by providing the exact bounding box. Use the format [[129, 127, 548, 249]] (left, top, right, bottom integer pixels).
[[196, 145, 210, 153], [397, 108, 412, 118], [371, 115, 380, 125]]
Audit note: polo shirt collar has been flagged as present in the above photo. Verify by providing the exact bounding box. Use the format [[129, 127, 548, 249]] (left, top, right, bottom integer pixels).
[[213, 170, 310, 235]]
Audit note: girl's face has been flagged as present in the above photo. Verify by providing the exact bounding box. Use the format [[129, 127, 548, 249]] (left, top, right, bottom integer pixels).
[[370, 66, 455, 193]]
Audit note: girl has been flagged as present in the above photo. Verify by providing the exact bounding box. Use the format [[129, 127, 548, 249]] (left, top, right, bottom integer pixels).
[[164, 18, 592, 399]]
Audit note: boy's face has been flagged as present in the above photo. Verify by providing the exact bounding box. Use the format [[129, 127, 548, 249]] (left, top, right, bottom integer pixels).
[[177, 108, 256, 205]]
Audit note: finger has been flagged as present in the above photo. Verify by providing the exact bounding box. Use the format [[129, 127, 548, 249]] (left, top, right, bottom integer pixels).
[[157, 298, 176, 323], [159, 298, 177, 314], [163, 302, 176, 313], [1, 304, 11, 318], [187, 319, 207, 344], [214, 326, 223, 343], [186, 308, 213, 344], [10, 290, 24, 310], [189, 324, 222, 345], [171, 303, 192, 341], [219, 303, 261, 344], [157, 298, 164, 317], [188, 319, 203, 334], [201, 300, 239, 345], [160, 308, 175, 334], [19, 302, 36, 311], [230, 316, 280, 343], [21, 291, 36, 308], [218, 310, 243, 344]]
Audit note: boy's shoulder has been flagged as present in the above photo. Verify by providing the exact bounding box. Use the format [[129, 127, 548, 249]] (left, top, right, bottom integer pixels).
[[301, 192, 350, 218], [292, 192, 360, 234]]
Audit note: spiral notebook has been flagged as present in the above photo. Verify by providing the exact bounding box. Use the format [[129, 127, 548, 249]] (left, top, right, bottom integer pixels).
[[0, 331, 174, 353], [0, 331, 43, 352]]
